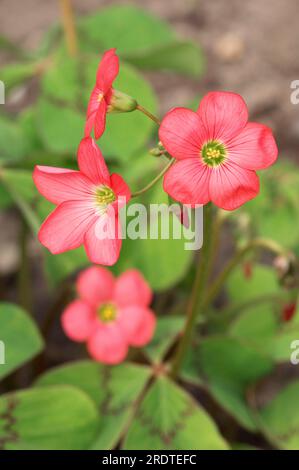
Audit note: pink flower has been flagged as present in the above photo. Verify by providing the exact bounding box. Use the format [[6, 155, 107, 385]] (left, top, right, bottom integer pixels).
[[61, 267, 156, 364], [84, 48, 119, 139], [33, 137, 130, 265], [159, 91, 278, 210]]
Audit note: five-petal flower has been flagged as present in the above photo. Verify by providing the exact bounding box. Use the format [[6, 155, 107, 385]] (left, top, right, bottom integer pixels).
[[159, 91, 278, 210], [33, 136, 130, 265], [62, 266, 156, 364]]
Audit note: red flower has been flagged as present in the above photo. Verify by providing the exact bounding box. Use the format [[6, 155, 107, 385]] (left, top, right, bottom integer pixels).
[[61, 267, 156, 364], [33, 137, 130, 266], [85, 48, 119, 139], [159, 91, 278, 210]]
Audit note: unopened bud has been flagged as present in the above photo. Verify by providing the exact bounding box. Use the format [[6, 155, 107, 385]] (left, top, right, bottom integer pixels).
[[149, 142, 166, 157], [149, 147, 164, 157], [108, 89, 137, 113]]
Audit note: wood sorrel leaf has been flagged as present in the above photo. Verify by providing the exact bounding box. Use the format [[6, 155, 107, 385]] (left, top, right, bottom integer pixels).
[[0, 303, 43, 380], [124, 375, 229, 450], [0, 386, 99, 449], [79, 5, 174, 55], [197, 336, 274, 431], [258, 380, 299, 449], [35, 360, 151, 450]]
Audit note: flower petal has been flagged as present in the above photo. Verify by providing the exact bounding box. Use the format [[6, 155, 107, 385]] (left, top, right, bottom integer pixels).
[[115, 270, 152, 308], [85, 85, 100, 121], [87, 323, 128, 364], [94, 98, 107, 139], [117, 305, 145, 343], [76, 266, 115, 306], [78, 137, 110, 185], [197, 91, 248, 142], [209, 161, 260, 211], [84, 212, 122, 266], [110, 173, 131, 212], [33, 166, 93, 205], [38, 200, 97, 254], [159, 108, 206, 160], [130, 309, 156, 347], [163, 158, 211, 206], [96, 49, 119, 94], [227, 122, 278, 170], [61, 300, 95, 342]]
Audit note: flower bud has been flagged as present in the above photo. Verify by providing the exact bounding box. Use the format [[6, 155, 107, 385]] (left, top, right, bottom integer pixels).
[[108, 89, 137, 113], [149, 147, 164, 157]]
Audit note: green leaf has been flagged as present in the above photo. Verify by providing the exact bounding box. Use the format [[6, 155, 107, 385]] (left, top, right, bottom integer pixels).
[[0, 61, 37, 91], [0, 386, 99, 450], [258, 380, 299, 449], [0, 303, 44, 380], [0, 169, 37, 203], [127, 41, 204, 77], [145, 316, 184, 363], [36, 98, 84, 154], [239, 161, 299, 248], [229, 303, 279, 355], [270, 308, 299, 362], [0, 168, 37, 210], [80, 5, 174, 55], [227, 264, 279, 304], [41, 53, 81, 105], [0, 115, 29, 163], [18, 107, 44, 156], [35, 360, 151, 450], [124, 375, 229, 450], [85, 60, 157, 160], [198, 336, 274, 431]]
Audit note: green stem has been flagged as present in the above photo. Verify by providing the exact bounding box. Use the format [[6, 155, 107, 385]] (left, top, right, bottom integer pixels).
[[59, 0, 78, 57], [170, 203, 214, 379], [203, 237, 289, 308], [136, 104, 161, 126], [131, 158, 175, 198]]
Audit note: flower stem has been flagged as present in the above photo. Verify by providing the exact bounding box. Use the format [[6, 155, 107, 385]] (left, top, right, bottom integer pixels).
[[203, 237, 289, 308], [170, 203, 214, 379], [131, 158, 175, 198], [136, 104, 161, 126], [59, 0, 78, 57]]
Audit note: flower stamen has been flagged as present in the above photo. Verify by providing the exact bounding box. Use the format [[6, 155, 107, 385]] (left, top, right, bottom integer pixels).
[[95, 185, 116, 206], [97, 92, 104, 103], [201, 140, 227, 167], [97, 302, 117, 323]]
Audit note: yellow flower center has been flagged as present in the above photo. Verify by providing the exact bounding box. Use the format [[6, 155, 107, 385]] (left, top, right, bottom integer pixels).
[[97, 303, 117, 323], [95, 185, 116, 206], [201, 140, 227, 167]]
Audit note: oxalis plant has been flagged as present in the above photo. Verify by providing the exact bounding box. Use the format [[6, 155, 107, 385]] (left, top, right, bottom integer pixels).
[[1, 1, 299, 452]]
